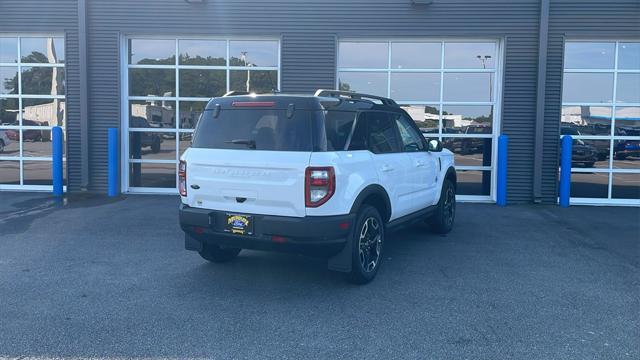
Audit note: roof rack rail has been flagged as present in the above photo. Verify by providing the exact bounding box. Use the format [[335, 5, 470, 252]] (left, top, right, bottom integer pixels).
[[314, 89, 398, 107], [222, 91, 250, 97]]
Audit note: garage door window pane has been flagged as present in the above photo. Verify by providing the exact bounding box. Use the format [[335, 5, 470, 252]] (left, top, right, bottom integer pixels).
[[579, 140, 610, 167], [23, 161, 53, 185], [22, 129, 54, 157], [0, 160, 20, 184], [444, 138, 492, 167], [128, 39, 175, 65], [617, 43, 640, 70], [129, 100, 176, 129], [338, 72, 388, 97], [129, 163, 176, 188], [129, 68, 175, 97], [444, 42, 496, 69], [229, 41, 278, 67], [0, 130, 19, 155], [614, 107, 640, 136], [570, 173, 609, 198], [562, 73, 613, 103], [0, 67, 18, 94], [391, 42, 441, 69], [616, 73, 640, 104], [612, 173, 640, 199], [338, 42, 388, 69], [179, 40, 226, 66], [0, 98, 19, 125], [561, 106, 612, 136], [22, 98, 66, 127], [442, 105, 493, 132], [457, 170, 491, 195], [390, 73, 440, 102], [21, 67, 65, 95], [179, 101, 207, 129], [564, 42, 615, 69], [129, 132, 175, 161], [179, 69, 226, 98], [401, 105, 440, 131], [230, 70, 278, 93], [20, 37, 65, 63], [0, 38, 18, 63], [443, 73, 493, 102]]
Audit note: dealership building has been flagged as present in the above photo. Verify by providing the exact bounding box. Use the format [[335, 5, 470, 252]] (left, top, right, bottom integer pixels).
[[1, 0, 638, 205]]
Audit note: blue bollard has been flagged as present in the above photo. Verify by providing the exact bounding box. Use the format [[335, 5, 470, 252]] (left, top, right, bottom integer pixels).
[[496, 135, 508, 206], [108, 128, 119, 197], [559, 135, 572, 207], [52, 126, 63, 196]]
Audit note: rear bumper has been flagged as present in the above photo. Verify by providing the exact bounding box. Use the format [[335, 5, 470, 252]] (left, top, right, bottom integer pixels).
[[179, 204, 354, 256]]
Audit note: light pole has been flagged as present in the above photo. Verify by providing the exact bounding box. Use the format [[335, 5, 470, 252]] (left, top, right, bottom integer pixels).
[[477, 55, 492, 102], [241, 51, 251, 92]]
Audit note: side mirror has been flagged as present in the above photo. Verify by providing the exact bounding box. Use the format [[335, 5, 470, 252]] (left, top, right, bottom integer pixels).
[[428, 139, 443, 152]]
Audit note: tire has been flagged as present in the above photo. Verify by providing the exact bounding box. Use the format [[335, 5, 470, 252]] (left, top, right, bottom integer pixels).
[[151, 137, 161, 153], [346, 205, 385, 285], [428, 179, 456, 234], [198, 243, 241, 263]]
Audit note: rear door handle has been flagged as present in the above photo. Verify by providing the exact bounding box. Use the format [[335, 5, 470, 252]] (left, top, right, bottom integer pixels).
[[381, 164, 394, 172]]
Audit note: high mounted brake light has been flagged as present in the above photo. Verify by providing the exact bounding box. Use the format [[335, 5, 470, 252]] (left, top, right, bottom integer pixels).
[[305, 167, 335, 207], [231, 101, 275, 107]]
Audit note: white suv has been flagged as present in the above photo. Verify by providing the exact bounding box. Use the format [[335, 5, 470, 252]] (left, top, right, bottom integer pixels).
[[179, 90, 456, 284]]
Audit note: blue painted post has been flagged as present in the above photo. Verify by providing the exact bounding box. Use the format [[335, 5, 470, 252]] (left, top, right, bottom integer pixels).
[[559, 135, 572, 207], [496, 135, 508, 206], [108, 128, 119, 197], [52, 126, 63, 196]]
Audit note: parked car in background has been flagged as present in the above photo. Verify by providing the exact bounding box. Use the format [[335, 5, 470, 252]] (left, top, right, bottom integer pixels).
[[614, 127, 640, 160], [560, 126, 599, 167], [5, 120, 50, 142], [129, 116, 163, 154]]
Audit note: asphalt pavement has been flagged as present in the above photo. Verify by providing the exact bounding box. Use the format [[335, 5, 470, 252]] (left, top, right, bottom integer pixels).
[[0, 193, 638, 359]]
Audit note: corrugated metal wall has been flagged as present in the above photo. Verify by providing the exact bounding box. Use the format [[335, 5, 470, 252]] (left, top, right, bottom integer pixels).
[[0, 0, 81, 189], [541, 0, 640, 203]]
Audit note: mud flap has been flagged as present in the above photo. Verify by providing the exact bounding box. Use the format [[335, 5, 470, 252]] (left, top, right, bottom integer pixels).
[[327, 235, 352, 272], [185, 233, 203, 252]]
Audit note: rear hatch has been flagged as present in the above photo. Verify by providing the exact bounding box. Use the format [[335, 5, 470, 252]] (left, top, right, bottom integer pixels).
[[183, 103, 317, 218]]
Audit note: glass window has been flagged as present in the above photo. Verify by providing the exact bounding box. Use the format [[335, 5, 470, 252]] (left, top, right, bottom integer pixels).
[[394, 114, 425, 152], [580, 140, 611, 167], [129, 131, 176, 161], [178, 40, 226, 66], [618, 42, 640, 70], [443, 73, 493, 102], [0, 98, 19, 126], [570, 173, 609, 198], [614, 106, 640, 136], [22, 129, 55, 157], [444, 42, 496, 69], [391, 42, 441, 69], [361, 111, 400, 154], [21, 67, 65, 95], [229, 40, 278, 67], [179, 101, 207, 129], [129, 68, 175, 97], [20, 37, 65, 63], [456, 170, 491, 195], [0, 160, 20, 184], [23, 160, 53, 185], [561, 106, 612, 136], [442, 105, 493, 133], [179, 69, 226, 98], [444, 138, 492, 166], [129, 100, 176, 129], [179, 133, 192, 156], [613, 139, 640, 167], [0, 38, 18, 63], [401, 105, 440, 131], [338, 42, 388, 69], [323, 110, 357, 151], [229, 70, 278, 93], [128, 39, 175, 65], [192, 109, 313, 151], [129, 163, 176, 188], [562, 73, 614, 103], [337, 72, 388, 97], [0, 67, 18, 94], [564, 42, 615, 69], [22, 98, 66, 127], [612, 173, 640, 199], [390, 72, 440, 102], [616, 73, 640, 104]]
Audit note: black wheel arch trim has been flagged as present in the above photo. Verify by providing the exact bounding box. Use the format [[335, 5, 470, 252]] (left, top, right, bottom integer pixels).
[[349, 184, 392, 222], [444, 166, 457, 189]]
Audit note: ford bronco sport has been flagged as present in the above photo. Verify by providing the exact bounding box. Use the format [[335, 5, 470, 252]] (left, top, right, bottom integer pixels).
[[179, 90, 456, 284]]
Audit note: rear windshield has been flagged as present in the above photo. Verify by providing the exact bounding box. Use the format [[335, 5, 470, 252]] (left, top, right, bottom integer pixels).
[[192, 109, 313, 151]]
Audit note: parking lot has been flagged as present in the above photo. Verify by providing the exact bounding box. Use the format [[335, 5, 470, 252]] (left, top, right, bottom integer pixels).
[[0, 193, 638, 359]]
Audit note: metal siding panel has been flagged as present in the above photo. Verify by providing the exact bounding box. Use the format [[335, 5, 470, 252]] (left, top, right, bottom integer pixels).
[[0, 0, 82, 190], [541, 0, 640, 204]]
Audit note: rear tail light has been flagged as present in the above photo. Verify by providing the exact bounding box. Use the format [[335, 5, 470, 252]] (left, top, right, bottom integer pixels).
[[305, 167, 335, 207], [178, 160, 187, 196]]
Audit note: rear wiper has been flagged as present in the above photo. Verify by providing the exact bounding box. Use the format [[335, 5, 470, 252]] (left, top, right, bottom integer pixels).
[[224, 139, 256, 149]]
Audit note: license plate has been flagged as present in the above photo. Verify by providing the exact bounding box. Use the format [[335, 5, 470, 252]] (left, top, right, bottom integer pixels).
[[224, 214, 253, 236]]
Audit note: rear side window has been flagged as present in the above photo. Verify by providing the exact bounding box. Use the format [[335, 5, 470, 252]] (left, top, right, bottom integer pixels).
[[192, 109, 313, 151], [350, 111, 401, 154], [324, 110, 357, 151]]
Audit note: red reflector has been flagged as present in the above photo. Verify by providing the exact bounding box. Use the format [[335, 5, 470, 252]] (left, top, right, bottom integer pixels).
[[232, 101, 275, 107], [339, 222, 350, 230], [310, 178, 329, 186], [271, 235, 287, 243], [194, 227, 205, 234]]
